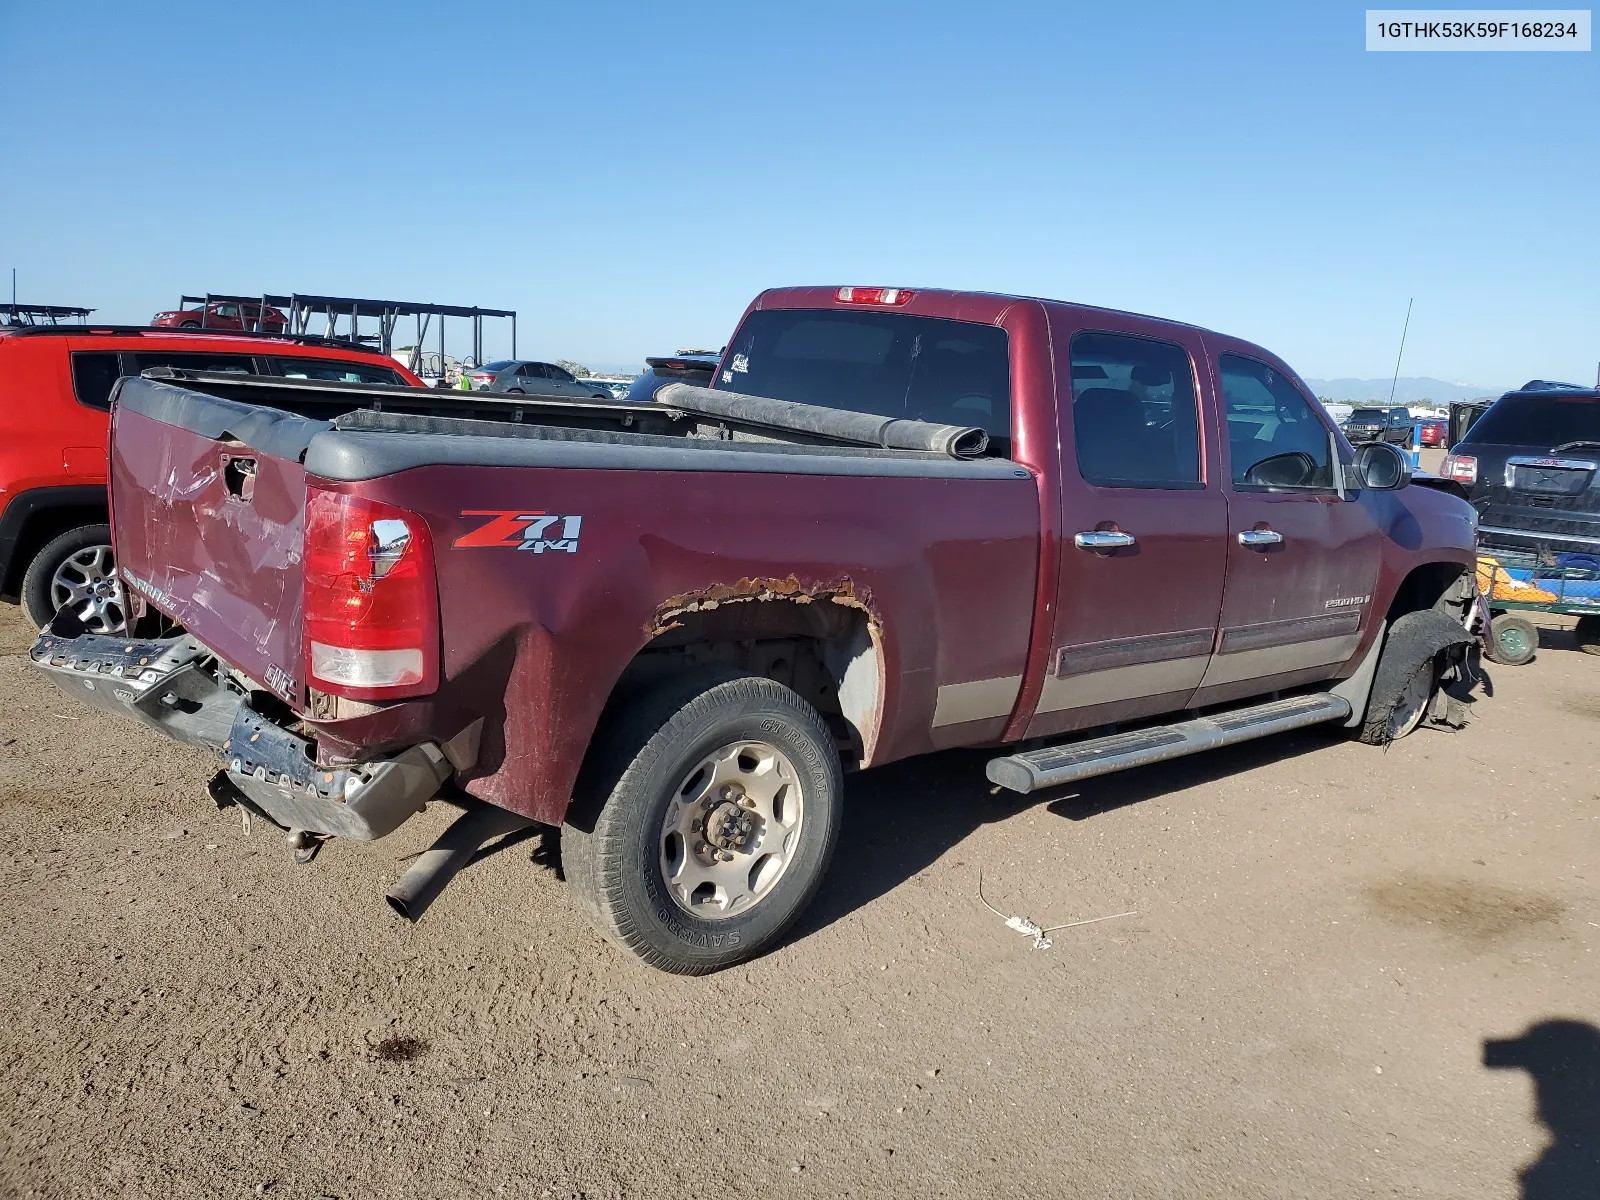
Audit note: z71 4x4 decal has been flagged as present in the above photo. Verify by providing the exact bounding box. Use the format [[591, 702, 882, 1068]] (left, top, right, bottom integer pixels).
[[453, 510, 583, 555]]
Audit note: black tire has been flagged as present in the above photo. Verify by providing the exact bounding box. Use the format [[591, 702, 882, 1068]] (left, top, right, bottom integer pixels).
[[178, 320, 200, 328], [20, 523, 124, 633], [506, 387, 524, 394], [1485, 613, 1538, 666], [1574, 615, 1600, 656], [562, 669, 843, 974]]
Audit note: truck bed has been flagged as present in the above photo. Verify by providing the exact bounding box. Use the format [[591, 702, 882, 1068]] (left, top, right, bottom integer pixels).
[[105, 371, 1041, 824]]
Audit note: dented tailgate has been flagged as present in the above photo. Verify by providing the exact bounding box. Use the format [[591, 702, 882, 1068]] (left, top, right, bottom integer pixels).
[[110, 377, 322, 705]]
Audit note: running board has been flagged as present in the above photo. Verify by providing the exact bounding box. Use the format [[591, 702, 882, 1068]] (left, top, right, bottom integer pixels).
[[985, 693, 1352, 794]]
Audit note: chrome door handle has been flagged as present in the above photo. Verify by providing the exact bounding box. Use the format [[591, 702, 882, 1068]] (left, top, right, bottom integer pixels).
[[1074, 530, 1136, 550], [1238, 528, 1284, 548]]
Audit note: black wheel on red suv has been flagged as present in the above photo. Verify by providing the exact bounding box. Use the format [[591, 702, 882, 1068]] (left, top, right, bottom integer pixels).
[[20, 523, 126, 635]]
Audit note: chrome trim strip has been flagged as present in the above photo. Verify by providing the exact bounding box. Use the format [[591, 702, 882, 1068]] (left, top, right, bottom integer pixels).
[[931, 674, 1023, 728], [1035, 655, 1209, 713], [1479, 525, 1600, 548], [1503, 455, 1599, 487]]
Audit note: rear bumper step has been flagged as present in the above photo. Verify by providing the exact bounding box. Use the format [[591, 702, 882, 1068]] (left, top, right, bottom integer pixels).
[[986, 693, 1352, 794], [29, 626, 453, 839]]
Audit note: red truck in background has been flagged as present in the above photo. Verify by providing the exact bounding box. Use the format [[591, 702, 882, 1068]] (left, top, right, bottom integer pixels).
[[0, 325, 423, 636], [31, 286, 1485, 974]]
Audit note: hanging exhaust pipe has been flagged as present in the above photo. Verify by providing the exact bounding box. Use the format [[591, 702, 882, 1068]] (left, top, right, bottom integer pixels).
[[385, 802, 536, 922]]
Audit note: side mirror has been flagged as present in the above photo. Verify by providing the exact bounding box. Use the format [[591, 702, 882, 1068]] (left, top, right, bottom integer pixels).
[[1353, 441, 1410, 490]]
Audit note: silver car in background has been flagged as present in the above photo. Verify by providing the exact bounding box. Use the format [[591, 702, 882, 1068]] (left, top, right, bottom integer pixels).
[[467, 360, 613, 398]]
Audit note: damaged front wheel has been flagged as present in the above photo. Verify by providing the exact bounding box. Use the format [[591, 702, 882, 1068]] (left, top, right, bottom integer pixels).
[[1357, 608, 1474, 746]]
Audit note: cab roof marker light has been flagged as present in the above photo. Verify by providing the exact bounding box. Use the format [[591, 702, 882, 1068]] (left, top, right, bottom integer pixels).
[[835, 287, 915, 306]]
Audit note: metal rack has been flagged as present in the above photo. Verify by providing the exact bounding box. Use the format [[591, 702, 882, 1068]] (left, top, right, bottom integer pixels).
[[0, 303, 95, 327], [170, 293, 516, 377]]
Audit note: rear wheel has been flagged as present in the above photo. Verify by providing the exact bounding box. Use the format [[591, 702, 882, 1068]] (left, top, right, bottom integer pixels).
[[21, 524, 126, 634], [1573, 615, 1600, 656], [562, 670, 842, 974], [178, 320, 200, 328], [1486, 613, 1538, 666], [505, 387, 524, 394]]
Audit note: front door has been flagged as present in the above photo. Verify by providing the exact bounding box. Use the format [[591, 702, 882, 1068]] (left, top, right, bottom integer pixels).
[[1027, 321, 1230, 739], [1194, 346, 1383, 706]]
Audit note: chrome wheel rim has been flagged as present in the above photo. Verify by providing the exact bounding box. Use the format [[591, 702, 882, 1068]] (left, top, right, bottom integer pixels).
[[1387, 661, 1434, 739], [658, 740, 804, 920], [50, 544, 127, 635]]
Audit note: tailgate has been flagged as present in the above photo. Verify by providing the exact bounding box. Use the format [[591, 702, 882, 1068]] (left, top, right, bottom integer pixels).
[[110, 377, 322, 704]]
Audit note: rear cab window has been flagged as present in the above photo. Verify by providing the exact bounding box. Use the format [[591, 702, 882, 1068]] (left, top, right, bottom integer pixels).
[[719, 308, 1012, 453]]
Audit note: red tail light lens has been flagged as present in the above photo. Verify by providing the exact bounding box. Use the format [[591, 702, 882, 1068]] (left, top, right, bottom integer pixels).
[[1442, 453, 1478, 484], [835, 286, 915, 306], [303, 486, 439, 699]]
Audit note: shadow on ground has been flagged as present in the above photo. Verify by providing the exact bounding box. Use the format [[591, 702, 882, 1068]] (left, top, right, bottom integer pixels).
[[1485, 1019, 1600, 1199], [793, 724, 1346, 942]]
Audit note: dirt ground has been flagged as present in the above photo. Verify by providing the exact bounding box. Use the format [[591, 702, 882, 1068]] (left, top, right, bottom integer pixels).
[[1, 597, 1597, 1200]]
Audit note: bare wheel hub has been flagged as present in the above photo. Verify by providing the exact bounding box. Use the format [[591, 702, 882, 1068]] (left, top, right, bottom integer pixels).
[[704, 796, 762, 855], [659, 740, 804, 919]]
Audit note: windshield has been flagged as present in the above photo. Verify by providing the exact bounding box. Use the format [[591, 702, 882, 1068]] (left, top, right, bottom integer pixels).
[[1349, 408, 1386, 421], [1465, 394, 1600, 448], [720, 309, 1011, 444]]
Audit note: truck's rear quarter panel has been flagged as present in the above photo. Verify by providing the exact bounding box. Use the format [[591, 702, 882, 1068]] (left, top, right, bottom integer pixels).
[[321, 459, 1041, 824]]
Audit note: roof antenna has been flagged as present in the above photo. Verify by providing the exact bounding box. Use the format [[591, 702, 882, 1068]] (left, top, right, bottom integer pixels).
[[1387, 298, 1413, 406]]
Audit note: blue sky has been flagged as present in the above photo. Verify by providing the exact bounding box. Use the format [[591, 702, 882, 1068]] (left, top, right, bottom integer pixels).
[[1, 1, 1594, 385]]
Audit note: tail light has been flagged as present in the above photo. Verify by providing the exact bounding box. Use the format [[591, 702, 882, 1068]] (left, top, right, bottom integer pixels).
[[835, 286, 914, 306], [303, 486, 439, 699], [1442, 453, 1478, 484]]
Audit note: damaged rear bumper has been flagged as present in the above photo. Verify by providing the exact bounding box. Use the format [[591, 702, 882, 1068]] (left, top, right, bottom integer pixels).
[[29, 628, 458, 840]]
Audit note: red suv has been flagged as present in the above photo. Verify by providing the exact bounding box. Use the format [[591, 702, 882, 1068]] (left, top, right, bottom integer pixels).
[[150, 301, 288, 333], [0, 325, 422, 634]]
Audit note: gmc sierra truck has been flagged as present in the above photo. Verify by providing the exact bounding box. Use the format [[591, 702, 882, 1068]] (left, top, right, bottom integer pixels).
[[31, 285, 1485, 974]]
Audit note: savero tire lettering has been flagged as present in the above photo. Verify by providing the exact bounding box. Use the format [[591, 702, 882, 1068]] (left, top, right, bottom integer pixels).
[[454, 510, 583, 555]]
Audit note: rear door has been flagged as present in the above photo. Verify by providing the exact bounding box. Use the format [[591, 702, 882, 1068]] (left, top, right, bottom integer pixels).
[[1027, 317, 1229, 738], [1194, 346, 1381, 706]]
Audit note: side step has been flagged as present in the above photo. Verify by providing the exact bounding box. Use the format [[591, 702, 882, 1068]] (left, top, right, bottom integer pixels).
[[985, 693, 1352, 794]]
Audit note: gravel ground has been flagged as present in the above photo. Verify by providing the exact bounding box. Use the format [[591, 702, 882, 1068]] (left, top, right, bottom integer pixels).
[[1, 600, 1596, 1199]]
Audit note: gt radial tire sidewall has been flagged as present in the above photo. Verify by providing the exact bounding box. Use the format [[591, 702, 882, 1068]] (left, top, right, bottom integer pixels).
[[577, 676, 842, 974]]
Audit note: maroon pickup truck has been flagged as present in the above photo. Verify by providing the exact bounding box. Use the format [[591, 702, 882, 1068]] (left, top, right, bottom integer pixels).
[[31, 286, 1485, 973]]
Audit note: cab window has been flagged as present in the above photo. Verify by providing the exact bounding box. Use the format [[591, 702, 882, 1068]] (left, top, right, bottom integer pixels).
[[1069, 331, 1201, 488], [274, 357, 402, 384], [1219, 354, 1335, 490], [128, 352, 257, 375]]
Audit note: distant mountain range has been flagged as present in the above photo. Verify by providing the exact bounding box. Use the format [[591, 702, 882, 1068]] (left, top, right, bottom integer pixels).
[[1302, 377, 1503, 405]]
